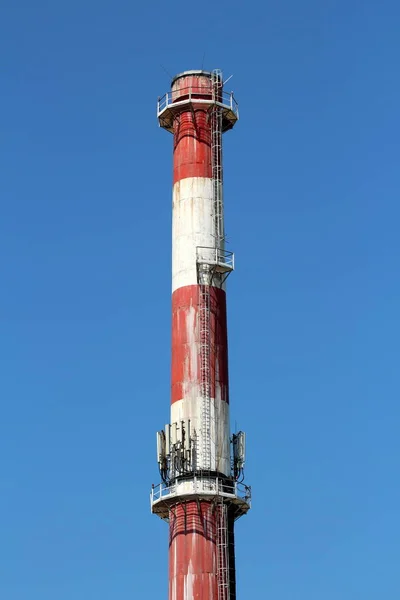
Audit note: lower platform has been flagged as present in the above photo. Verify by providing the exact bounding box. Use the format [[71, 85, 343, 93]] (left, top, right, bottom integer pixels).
[[150, 475, 251, 521]]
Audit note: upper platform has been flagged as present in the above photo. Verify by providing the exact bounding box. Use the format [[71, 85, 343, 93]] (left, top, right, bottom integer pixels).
[[157, 69, 239, 133]]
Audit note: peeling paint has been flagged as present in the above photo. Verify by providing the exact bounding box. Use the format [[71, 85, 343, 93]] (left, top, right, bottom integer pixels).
[[169, 501, 217, 600]]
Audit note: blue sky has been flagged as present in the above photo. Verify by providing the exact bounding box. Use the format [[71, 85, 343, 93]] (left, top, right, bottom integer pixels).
[[1, 0, 400, 598]]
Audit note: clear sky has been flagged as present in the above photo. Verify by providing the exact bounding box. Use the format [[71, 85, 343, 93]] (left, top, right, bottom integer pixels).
[[1, 1, 399, 598]]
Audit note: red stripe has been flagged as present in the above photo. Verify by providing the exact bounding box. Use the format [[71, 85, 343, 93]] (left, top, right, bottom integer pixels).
[[172, 74, 213, 97], [171, 285, 229, 405], [169, 501, 217, 599], [172, 74, 213, 183]]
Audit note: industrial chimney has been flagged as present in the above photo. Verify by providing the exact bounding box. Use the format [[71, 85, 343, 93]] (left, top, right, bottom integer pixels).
[[151, 69, 251, 600]]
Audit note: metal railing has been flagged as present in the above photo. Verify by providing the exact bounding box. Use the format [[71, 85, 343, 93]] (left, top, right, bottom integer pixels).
[[196, 247, 234, 271], [157, 86, 239, 119], [151, 476, 251, 507]]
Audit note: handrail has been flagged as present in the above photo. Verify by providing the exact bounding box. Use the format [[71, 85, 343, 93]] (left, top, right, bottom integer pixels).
[[157, 87, 239, 118], [151, 476, 251, 507], [196, 247, 234, 270]]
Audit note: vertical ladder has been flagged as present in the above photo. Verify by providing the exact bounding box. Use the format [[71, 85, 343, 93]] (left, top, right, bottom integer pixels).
[[216, 500, 230, 600], [199, 276, 212, 471], [198, 70, 224, 472], [212, 74, 231, 589], [211, 69, 224, 251]]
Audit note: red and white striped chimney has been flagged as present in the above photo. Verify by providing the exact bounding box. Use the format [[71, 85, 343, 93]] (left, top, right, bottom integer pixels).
[[151, 69, 250, 600]]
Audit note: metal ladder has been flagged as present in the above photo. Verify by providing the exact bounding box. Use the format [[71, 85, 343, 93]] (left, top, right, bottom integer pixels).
[[199, 275, 212, 471], [216, 499, 230, 600], [211, 69, 224, 249], [198, 71, 225, 472]]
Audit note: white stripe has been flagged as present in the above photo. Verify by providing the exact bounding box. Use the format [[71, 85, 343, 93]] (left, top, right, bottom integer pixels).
[[171, 396, 230, 475], [172, 177, 215, 292]]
